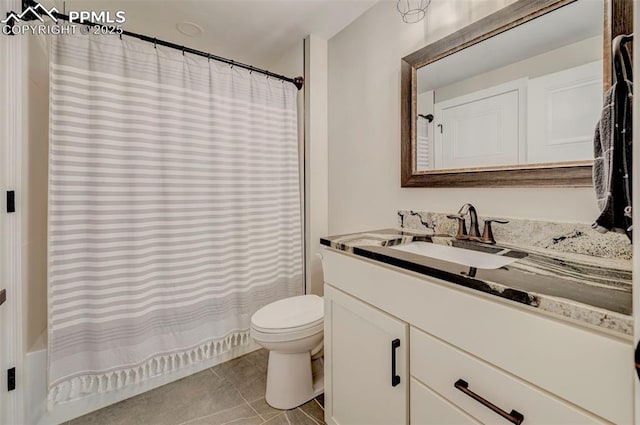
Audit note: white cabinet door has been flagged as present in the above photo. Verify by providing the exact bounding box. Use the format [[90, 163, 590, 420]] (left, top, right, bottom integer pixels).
[[434, 81, 523, 169], [324, 284, 408, 425], [527, 61, 602, 163]]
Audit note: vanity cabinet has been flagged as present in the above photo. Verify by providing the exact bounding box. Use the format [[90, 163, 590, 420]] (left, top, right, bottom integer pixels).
[[324, 285, 408, 425], [322, 249, 633, 425]]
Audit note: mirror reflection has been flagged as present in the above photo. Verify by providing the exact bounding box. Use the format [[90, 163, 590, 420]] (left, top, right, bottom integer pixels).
[[415, 0, 603, 172]]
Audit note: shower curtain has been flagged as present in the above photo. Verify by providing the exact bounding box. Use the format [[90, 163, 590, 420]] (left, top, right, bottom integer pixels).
[[416, 116, 431, 170], [47, 32, 302, 406]]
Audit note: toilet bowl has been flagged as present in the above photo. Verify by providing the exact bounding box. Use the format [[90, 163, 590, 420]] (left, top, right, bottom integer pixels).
[[250, 294, 324, 409]]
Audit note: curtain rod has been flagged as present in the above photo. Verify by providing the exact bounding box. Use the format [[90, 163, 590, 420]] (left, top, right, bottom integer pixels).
[[14, 0, 304, 90]]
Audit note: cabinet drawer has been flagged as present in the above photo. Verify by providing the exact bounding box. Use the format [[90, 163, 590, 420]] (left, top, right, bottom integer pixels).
[[411, 377, 480, 425], [410, 327, 605, 424]]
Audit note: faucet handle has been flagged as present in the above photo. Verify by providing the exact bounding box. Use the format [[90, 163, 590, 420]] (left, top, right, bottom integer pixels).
[[481, 218, 509, 244], [446, 214, 467, 238]]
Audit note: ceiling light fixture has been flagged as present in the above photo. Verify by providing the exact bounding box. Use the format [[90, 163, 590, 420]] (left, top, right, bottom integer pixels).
[[397, 0, 431, 24], [176, 21, 203, 37]]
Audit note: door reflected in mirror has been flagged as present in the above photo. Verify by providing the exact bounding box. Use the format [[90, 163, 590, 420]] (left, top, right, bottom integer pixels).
[[415, 0, 603, 172]]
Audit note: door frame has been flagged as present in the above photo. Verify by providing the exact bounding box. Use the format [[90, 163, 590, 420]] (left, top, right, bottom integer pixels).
[[633, 2, 640, 422], [0, 0, 26, 423]]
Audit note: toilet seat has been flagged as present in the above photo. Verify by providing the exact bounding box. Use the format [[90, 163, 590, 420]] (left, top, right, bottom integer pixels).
[[251, 321, 323, 343], [251, 294, 323, 331], [251, 295, 324, 342], [251, 317, 323, 334]]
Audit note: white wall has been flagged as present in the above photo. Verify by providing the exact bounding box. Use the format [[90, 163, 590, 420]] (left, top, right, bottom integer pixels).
[[417, 91, 433, 115], [433, 35, 602, 103], [24, 34, 49, 352], [303, 35, 328, 296], [265, 40, 303, 78], [327, 0, 600, 235]]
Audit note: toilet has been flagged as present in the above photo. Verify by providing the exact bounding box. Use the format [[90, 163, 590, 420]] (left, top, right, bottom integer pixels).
[[250, 294, 324, 409]]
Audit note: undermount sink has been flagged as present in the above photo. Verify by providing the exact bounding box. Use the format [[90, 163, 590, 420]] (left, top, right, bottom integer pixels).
[[390, 241, 519, 270]]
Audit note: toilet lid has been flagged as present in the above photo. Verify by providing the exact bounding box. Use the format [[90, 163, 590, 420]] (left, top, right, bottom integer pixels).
[[251, 295, 323, 332]]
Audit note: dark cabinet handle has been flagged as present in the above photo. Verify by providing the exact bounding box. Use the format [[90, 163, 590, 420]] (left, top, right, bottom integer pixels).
[[391, 339, 401, 387], [454, 379, 524, 425]]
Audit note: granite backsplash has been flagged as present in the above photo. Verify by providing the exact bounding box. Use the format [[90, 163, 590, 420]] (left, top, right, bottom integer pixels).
[[398, 210, 632, 262]]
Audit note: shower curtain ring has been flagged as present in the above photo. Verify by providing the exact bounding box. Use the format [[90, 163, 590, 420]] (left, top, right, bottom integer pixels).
[[153, 38, 157, 49], [207, 54, 211, 63], [230, 60, 234, 69], [182, 46, 185, 56]]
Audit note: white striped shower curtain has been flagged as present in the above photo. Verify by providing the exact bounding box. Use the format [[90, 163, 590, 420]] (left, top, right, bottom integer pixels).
[[48, 33, 302, 406], [416, 116, 431, 170]]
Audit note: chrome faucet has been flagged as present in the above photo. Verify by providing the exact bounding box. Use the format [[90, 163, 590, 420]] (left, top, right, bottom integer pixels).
[[447, 203, 508, 244]]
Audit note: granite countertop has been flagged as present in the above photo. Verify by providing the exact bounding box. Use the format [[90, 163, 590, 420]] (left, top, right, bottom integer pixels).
[[321, 229, 633, 336]]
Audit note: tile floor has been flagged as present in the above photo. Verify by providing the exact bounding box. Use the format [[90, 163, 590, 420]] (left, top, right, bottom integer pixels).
[[69, 349, 325, 425]]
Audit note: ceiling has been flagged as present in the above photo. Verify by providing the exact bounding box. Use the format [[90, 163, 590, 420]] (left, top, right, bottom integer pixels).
[[52, 0, 378, 69]]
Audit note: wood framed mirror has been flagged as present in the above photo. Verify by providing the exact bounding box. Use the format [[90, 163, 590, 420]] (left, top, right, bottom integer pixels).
[[400, 0, 633, 187]]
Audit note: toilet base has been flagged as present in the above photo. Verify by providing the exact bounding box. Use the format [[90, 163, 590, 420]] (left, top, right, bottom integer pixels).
[[265, 351, 324, 410]]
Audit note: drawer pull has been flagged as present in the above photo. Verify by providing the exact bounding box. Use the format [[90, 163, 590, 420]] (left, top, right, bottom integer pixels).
[[391, 338, 401, 387], [454, 379, 524, 425]]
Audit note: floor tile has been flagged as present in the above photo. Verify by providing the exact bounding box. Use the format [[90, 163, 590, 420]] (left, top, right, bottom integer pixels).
[[248, 398, 282, 421], [261, 413, 288, 425], [285, 408, 319, 425], [68, 394, 148, 425], [67, 349, 325, 425], [212, 356, 267, 402], [242, 349, 269, 374], [140, 370, 246, 424], [182, 404, 262, 425], [299, 399, 324, 424], [71, 370, 245, 425], [236, 377, 268, 403], [213, 355, 263, 386]]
